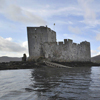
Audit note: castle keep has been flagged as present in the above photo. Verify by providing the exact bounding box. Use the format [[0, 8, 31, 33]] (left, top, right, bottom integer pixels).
[[27, 26, 91, 62]]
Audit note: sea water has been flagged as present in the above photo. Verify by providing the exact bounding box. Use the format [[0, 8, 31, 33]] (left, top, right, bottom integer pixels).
[[0, 66, 100, 100]]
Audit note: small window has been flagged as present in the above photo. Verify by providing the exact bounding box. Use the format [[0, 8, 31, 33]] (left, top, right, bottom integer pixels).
[[35, 36, 36, 38]]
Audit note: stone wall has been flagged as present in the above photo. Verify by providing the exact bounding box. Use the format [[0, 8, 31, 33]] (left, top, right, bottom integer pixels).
[[43, 39, 91, 62]]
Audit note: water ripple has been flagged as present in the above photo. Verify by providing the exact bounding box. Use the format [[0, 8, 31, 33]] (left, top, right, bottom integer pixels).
[[0, 67, 100, 100]]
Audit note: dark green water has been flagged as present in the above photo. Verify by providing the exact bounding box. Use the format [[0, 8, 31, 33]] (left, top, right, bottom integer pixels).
[[0, 66, 100, 100]]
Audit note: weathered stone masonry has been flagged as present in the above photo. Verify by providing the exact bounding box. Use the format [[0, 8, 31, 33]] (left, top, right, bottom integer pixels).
[[27, 26, 91, 62]]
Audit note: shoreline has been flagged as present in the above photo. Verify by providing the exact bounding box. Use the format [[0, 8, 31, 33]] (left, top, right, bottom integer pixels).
[[0, 61, 45, 70], [0, 61, 100, 70]]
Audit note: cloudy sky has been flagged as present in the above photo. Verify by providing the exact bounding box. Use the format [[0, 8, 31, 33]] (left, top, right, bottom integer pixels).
[[0, 0, 100, 57]]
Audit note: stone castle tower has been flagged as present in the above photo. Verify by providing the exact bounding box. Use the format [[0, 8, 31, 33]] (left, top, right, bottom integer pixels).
[[27, 26, 91, 62], [27, 26, 56, 59]]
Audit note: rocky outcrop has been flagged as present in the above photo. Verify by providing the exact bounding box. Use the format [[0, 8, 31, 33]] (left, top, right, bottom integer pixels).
[[0, 61, 45, 70]]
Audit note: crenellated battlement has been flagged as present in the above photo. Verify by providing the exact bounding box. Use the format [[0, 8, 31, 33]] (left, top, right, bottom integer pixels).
[[68, 39, 73, 44], [64, 39, 67, 44], [58, 42, 63, 45], [44, 39, 90, 49], [57, 39, 77, 46]]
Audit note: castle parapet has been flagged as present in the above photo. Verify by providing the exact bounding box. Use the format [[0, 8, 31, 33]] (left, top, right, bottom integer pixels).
[[64, 39, 68, 44], [68, 39, 73, 44], [59, 42, 63, 45], [73, 43, 77, 46]]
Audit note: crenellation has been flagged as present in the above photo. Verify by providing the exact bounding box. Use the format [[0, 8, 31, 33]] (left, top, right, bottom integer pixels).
[[68, 39, 73, 44], [64, 39, 68, 44], [58, 42, 63, 45], [72, 43, 77, 48]]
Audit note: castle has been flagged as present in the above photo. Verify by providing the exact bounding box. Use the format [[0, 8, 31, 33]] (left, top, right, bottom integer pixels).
[[27, 26, 91, 62]]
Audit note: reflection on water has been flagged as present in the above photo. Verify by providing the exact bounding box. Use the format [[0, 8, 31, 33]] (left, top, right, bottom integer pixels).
[[29, 67, 92, 100], [0, 66, 100, 100]]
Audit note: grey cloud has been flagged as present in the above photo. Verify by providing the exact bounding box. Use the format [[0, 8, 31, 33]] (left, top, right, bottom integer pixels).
[[0, 36, 27, 52], [3, 4, 47, 25], [0, 0, 6, 8]]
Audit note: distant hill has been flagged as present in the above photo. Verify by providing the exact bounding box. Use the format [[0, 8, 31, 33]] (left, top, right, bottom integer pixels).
[[0, 56, 22, 63], [1, 55, 100, 63], [91, 55, 100, 63]]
